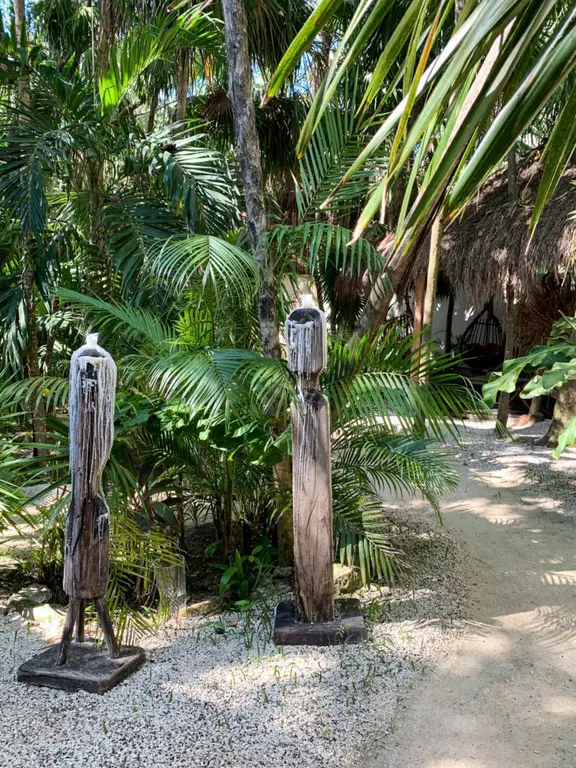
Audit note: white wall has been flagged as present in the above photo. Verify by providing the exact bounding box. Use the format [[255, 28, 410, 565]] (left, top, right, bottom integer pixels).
[[430, 290, 506, 349]]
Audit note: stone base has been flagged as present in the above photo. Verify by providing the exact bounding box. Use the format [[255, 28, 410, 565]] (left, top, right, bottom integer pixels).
[[273, 599, 365, 646], [17, 642, 145, 694]]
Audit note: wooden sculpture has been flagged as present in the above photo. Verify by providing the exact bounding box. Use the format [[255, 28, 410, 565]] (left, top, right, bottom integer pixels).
[[285, 296, 335, 624], [57, 333, 119, 665], [18, 335, 144, 691], [273, 296, 364, 645]]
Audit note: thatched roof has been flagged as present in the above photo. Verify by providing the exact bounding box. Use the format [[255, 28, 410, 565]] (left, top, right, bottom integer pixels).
[[416, 154, 576, 303]]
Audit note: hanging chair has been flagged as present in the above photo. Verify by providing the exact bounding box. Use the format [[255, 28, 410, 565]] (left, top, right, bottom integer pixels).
[[459, 298, 504, 370], [395, 306, 414, 339], [386, 295, 413, 339]]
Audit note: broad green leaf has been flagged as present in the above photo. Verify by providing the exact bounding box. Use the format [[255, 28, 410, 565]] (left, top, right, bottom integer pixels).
[[523, 360, 576, 397], [483, 342, 576, 406], [554, 416, 576, 459]]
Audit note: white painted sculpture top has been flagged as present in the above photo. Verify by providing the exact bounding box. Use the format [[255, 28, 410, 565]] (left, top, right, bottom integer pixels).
[[285, 295, 327, 384], [68, 334, 116, 489]]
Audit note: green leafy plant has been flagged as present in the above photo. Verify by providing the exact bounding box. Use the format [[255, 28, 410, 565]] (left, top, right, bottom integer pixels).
[[483, 315, 576, 458], [214, 537, 278, 603]]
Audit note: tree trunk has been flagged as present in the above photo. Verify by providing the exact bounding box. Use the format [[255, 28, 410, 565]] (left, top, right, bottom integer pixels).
[[13, 0, 30, 108], [496, 283, 517, 430], [175, 48, 189, 122], [221, 0, 280, 360], [386, 168, 406, 231], [444, 291, 455, 353], [148, 87, 159, 133], [14, 1, 44, 444], [87, 160, 110, 292], [98, 0, 113, 74], [528, 395, 542, 421], [412, 271, 426, 379], [274, 456, 294, 566], [541, 382, 576, 446], [422, 216, 444, 344], [22, 250, 46, 442]]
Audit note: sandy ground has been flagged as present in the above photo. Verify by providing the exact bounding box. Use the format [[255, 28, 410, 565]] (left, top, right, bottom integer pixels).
[[366, 422, 576, 768]]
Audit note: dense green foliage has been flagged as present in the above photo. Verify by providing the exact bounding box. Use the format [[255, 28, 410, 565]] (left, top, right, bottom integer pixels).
[[2, 0, 571, 633], [484, 315, 576, 458]]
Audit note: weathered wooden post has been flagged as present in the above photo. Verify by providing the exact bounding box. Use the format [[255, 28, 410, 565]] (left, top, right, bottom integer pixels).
[[18, 334, 145, 693], [273, 297, 364, 645], [287, 296, 334, 623]]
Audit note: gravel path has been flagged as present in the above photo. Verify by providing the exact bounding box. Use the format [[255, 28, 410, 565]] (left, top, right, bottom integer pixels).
[[460, 418, 576, 518], [366, 419, 576, 767], [0, 510, 465, 768]]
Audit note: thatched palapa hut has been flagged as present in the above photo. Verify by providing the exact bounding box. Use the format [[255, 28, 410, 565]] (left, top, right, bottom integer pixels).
[[414, 154, 576, 362]]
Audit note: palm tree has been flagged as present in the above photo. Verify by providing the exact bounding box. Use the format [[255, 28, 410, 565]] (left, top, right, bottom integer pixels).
[[0, 0, 485, 604], [266, 0, 576, 334]]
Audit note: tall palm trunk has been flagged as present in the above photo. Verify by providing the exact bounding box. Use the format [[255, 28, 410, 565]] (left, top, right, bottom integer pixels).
[[444, 291, 455, 353], [148, 87, 160, 133], [495, 148, 518, 432], [412, 271, 426, 380], [221, 0, 280, 360], [175, 49, 189, 122], [98, 0, 113, 74], [87, 159, 112, 294], [14, 0, 30, 108], [422, 216, 443, 343], [221, 0, 285, 560]]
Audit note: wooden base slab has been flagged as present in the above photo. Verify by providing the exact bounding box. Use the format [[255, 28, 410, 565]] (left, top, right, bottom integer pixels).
[[273, 599, 365, 646], [17, 642, 145, 694]]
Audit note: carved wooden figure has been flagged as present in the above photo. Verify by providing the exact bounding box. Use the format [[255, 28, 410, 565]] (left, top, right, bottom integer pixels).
[[57, 333, 119, 666], [286, 296, 335, 624]]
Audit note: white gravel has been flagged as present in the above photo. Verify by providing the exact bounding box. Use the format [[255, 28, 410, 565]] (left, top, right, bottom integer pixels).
[[0, 513, 465, 768], [4, 419, 573, 767]]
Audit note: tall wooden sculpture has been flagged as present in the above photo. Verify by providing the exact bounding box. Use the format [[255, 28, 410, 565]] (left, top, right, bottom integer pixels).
[[273, 297, 364, 645], [286, 297, 334, 623], [58, 333, 118, 665], [18, 335, 145, 693]]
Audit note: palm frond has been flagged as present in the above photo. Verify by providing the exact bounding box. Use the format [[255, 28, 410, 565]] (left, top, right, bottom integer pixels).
[[99, 9, 222, 115], [144, 347, 261, 422], [269, 221, 382, 279], [324, 329, 486, 438], [152, 235, 259, 307], [103, 195, 182, 292], [56, 289, 175, 346], [156, 129, 241, 234]]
